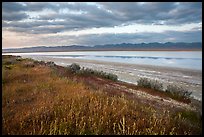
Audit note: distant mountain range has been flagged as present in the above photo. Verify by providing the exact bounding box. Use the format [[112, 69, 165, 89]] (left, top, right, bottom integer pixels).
[[2, 42, 202, 53]]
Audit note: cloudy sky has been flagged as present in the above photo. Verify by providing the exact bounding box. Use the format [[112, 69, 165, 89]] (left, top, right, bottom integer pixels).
[[2, 2, 202, 49]]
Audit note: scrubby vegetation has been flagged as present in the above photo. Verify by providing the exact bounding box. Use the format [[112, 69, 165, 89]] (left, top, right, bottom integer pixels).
[[137, 77, 163, 91], [137, 77, 192, 103], [166, 85, 192, 100], [67, 63, 118, 81], [67, 63, 81, 73], [2, 56, 202, 135]]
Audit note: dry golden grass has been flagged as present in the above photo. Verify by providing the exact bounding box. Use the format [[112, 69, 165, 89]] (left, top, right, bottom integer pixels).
[[2, 56, 202, 135]]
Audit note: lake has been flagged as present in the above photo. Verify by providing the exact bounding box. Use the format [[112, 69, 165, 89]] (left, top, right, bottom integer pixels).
[[4, 51, 202, 70]]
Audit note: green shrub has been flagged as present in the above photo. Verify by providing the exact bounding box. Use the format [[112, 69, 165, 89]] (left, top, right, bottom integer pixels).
[[137, 78, 151, 88], [67, 63, 81, 73], [137, 78, 163, 91], [166, 85, 192, 100], [69, 64, 118, 81], [46, 61, 56, 67], [33, 60, 39, 64], [137, 78, 192, 101], [179, 110, 201, 124], [105, 73, 118, 81], [16, 58, 23, 61], [40, 61, 46, 65], [86, 69, 118, 81], [150, 80, 163, 91]]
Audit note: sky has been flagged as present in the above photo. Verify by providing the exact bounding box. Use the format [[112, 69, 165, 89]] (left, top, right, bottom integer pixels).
[[2, 2, 202, 49]]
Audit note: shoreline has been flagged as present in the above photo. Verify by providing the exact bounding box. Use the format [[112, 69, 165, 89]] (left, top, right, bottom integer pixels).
[[27, 56, 202, 74], [22, 55, 202, 101]]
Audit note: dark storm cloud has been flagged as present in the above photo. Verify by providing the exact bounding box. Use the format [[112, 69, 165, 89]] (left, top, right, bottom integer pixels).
[[2, 2, 27, 12], [36, 3, 120, 29], [2, 12, 29, 21], [99, 2, 202, 25], [2, 2, 28, 21], [3, 2, 202, 22], [2, 2, 118, 33], [2, 2, 202, 32], [2, 20, 68, 34], [2, 2, 58, 12]]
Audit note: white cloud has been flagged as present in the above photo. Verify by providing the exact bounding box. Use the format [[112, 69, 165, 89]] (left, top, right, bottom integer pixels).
[[48, 22, 202, 37]]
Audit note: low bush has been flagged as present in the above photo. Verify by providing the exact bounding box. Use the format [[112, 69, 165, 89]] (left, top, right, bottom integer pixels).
[[33, 60, 39, 64], [137, 78, 163, 91], [67, 63, 81, 73], [179, 110, 202, 124], [137, 78, 192, 101], [165, 85, 192, 100], [46, 61, 56, 67], [16, 58, 23, 61], [137, 78, 151, 88], [35, 61, 46, 65], [80, 68, 118, 81], [68, 63, 118, 81], [23, 62, 35, 68]]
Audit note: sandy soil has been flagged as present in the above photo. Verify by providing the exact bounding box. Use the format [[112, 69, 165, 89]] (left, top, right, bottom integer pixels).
[[22, 55, 202, 101]]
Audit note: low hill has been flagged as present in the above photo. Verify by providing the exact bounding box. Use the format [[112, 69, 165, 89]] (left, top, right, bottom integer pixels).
[[2, 55, 202, 135]]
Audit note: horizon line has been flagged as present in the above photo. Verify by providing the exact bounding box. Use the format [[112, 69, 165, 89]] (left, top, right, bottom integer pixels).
[[2, 41, 202, 50]]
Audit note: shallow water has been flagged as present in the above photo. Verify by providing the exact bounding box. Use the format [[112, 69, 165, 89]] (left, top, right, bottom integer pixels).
[[4, 51, 202, 70]]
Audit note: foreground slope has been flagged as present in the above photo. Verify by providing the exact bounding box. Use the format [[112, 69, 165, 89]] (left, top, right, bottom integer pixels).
[[2, 55, 202, 135]]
